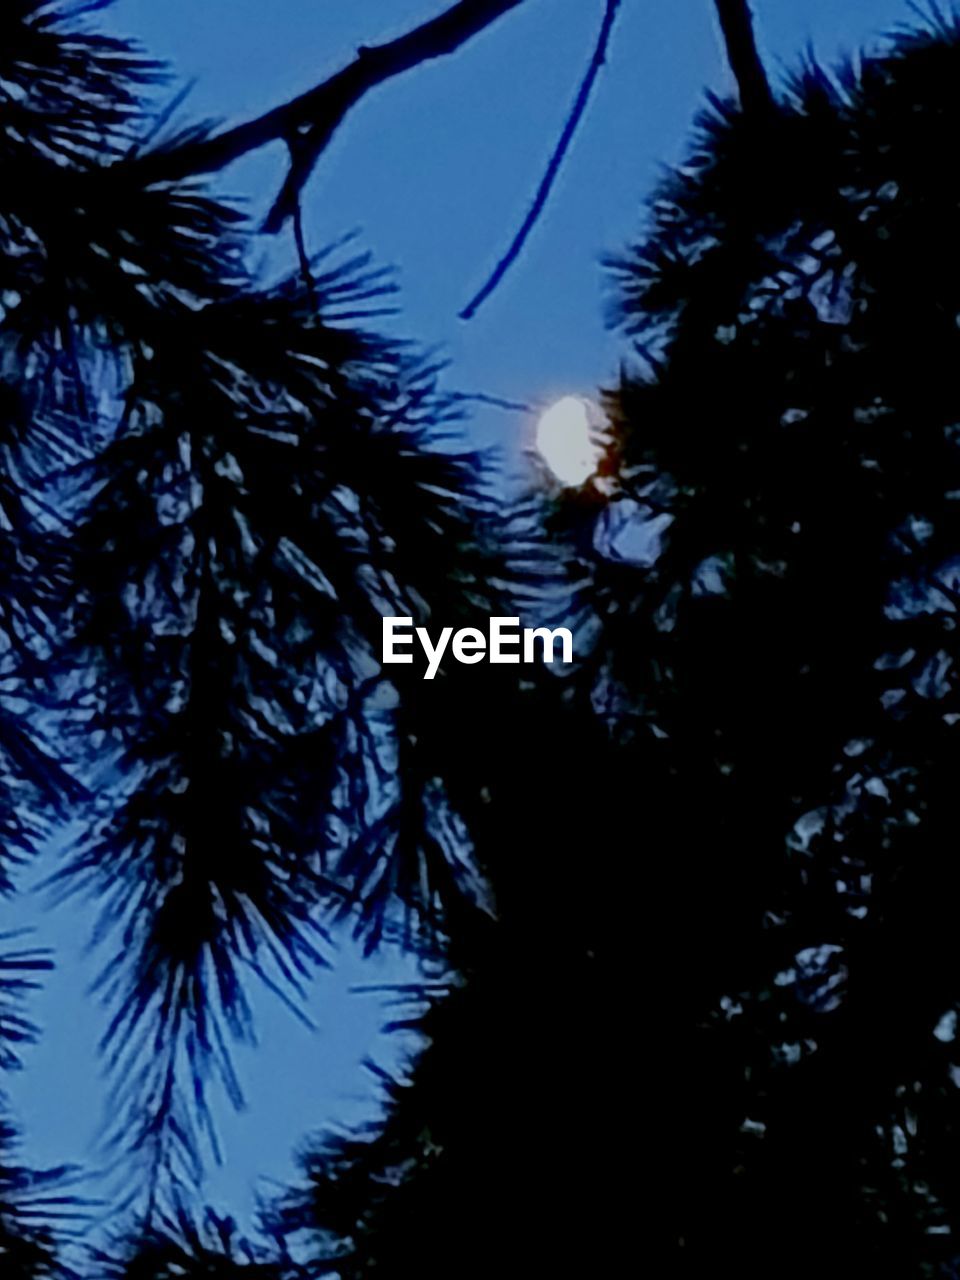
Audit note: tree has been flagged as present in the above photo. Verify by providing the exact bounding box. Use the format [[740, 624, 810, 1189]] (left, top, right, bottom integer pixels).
[[22, 0, 960, 1276], [266, 8, 960, 1279], [593, 7, 960, 1274], [0, 0, 534, 1260], [0, 0, 641, 1272]]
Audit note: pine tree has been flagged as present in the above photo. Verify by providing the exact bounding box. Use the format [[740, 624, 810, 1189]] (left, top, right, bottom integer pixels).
[[591, 8, 960, 1274], [0, 934, 75, 1279], [0, 0, 507, 1251], [268, 10, 960, 1279]]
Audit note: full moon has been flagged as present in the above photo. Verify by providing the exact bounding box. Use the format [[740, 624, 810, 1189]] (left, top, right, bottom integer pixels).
[[535, 396, 602, 487]]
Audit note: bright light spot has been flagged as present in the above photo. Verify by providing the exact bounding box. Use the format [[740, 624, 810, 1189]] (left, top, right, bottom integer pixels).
[[536, 396, 602, 487], [935, 1010, 958, 1044]]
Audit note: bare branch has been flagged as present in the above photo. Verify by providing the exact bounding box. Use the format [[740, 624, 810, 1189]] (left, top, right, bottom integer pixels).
[[459, 0, 622, 321], [135, 0, 529, 231], [713, 0, 774, 115]]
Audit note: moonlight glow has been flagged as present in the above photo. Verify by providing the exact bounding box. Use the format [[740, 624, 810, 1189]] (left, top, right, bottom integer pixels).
[[536, 396, 602, 486]]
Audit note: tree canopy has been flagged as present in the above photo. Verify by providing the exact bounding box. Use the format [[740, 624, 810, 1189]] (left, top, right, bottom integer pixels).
[[6, 2, 960, 1278]]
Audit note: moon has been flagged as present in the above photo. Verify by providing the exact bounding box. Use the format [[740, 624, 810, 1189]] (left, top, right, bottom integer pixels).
[[535, 396, 602, 487]]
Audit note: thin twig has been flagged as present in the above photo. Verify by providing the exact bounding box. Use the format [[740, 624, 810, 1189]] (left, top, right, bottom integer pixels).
[[448, 390, 535, 413], [459, 0, 622, 321], [293, 196, 317, 302]]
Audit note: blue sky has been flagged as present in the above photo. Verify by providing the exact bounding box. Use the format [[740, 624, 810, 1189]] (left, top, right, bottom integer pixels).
[[10, 0, 914, 1238]]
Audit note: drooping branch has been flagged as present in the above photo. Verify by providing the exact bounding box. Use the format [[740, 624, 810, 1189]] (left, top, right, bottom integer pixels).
[[713, 0, 774, 115], [136, 0, 529, 231], [459, 0, 622, 320]]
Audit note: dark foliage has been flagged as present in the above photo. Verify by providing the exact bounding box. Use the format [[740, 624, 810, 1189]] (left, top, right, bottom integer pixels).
[[0, 934, 77, 1279], [258, 632, 636, 1277], [92, 1204, 309, 1280], [255, 11, 960, 1280], [594, 9, 960, 1275], [0, 0, 500, 1235], [16, 2, 960, 1279]]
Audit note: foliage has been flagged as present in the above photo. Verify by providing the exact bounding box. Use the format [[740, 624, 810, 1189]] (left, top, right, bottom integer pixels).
[[590, 8, 960, 1274], [12, 2, 960, 1278], [257, 11, 960, 1279], [0, 934, 76, 1279], [0, 0, 498, 1235]]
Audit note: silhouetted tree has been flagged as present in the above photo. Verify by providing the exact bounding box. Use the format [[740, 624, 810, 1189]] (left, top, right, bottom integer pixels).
[[0, 0, 519, 1252], [594, 8, 960, 1274], [22, 1, 960, 1277], [265, 9, 960, 1280]]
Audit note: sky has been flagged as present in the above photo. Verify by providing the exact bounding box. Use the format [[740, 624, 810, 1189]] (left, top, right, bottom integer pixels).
[[9, 0, 916, 1241]]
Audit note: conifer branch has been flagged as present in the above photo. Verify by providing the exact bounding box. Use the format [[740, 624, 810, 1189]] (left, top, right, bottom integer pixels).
[[136, 0, 529, 231]]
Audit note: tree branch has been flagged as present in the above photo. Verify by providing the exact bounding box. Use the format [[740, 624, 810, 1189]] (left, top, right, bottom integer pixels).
[[135, 0, 528, 231], [459, 0, 622, 320], [713, 0, 774, 116]]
